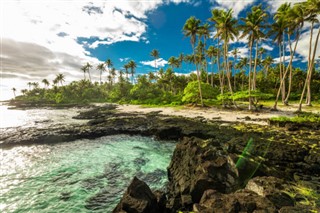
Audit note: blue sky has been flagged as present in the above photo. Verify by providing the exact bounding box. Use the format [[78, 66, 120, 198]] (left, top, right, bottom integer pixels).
[[1, 0, 319, 100]]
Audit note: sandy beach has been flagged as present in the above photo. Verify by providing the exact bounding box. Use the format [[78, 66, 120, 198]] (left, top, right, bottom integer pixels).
[[116, 104, 307, 125]]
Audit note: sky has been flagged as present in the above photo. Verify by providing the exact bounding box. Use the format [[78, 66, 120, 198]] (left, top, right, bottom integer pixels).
[[1, 0, 319, 100]]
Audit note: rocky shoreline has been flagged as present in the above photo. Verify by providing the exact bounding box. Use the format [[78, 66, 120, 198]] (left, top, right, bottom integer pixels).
[[1, 104, 319, 212]]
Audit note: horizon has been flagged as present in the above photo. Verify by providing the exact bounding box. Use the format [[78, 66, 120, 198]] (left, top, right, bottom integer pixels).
[[1, 0, 319, 101]]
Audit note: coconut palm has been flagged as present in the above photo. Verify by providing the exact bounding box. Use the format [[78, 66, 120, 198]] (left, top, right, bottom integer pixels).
[[124, 64, 130, 81], [198, 23, 211, 76], [42, 79, 50, 89], [283, 3, 306, 104], [110, 67, 117, 85], [96, 63, 106, 85], [84, 62, 92, 82], [128, 60, 137, 84], [21, 89, 27, 96], [150, 49, 160, 72], [168, 56, 181, 71], [209, 9, 224, 95], [231, 48, 241, 90], [262, 56, 274, 77], [55, 73, 65, 86], [215, 9, 239, 104], [27, 82, 32, 90], [12, 87, 16, 98], [298, 0, 320, 110], [80, 65, 87, 80], [105, 59, 113, 72], [240, 4, 267, 109], [183, 16, 204, 106], [206, 45, 218, 86]]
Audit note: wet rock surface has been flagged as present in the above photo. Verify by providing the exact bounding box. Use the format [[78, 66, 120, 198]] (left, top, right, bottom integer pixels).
[[1, 104, 319, 212]]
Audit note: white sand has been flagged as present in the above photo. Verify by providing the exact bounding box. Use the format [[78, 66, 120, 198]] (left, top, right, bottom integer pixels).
[[116, 104, 306, 125]]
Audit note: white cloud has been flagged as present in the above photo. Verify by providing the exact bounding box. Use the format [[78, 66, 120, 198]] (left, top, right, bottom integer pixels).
[[266, 0, 305, 13], [261, 44, 274, 51], [119, 58, 130, 62], [228, 46, 249, 59], [295, 27, 320, 62], [273, 55, 299, 64], [211, 0, 255, 17], [140, 58, 168, 68]]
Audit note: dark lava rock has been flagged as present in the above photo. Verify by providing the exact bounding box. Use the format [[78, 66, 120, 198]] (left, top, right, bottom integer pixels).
[[113, 176, 160, 213], [245, 176, 295, 209], [166, 137, 239, 211], [193, 189, 277, 213]]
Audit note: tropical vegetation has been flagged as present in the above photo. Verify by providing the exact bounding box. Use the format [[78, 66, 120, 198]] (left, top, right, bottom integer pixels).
[[12, 0, 320, 111]]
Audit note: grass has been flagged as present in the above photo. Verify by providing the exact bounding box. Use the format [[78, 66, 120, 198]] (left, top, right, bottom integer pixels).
[[270, 112, 320, 123]]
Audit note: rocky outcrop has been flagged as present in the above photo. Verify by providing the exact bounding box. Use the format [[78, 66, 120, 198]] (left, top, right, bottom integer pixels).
[[193, 189, 277, 213], [113, 177, 163, 213], [166, 137, 239, 211]]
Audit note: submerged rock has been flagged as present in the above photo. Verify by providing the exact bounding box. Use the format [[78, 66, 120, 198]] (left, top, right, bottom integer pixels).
[[113, 176, 160, 213]]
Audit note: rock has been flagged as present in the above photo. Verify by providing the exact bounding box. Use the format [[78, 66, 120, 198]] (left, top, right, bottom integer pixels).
[[279, 206, 314, 213], [166, 137, 239, 211], [194, 189, 276, 213], [113, 177, 160, 213], [245, 176, 295, 209]]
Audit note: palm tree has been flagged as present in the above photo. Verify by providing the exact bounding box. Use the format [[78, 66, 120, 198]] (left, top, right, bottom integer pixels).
[[105, 59, 113, 72], [42, 79, 50, 88], [80, 65, 87, 80], [27, 82, 32, 90], [298, 0, 320, 110], [124, 64, 130, 81], [183, 16, 203, 106], [284, 3, 306, 104], [96, 63, 106, 85], [198, 23, 211, 77], [168, 56, 181, 71], [240, 4, 267, 110], [110, 67, 117, 85], [215, 9, 239, 105], [262, 56, 274, 77], [210, 9, 226, 96], [231, 48, 241, 91], [21, 89, 27, 96], [206, 45, 218, 87], [32, 82, 39, 89], [12, 87, 16, 98], [150, 49, 160, 72], [55, 73, 65, 86], [84, 62, 92, 82], [128, 60, 137, 84]]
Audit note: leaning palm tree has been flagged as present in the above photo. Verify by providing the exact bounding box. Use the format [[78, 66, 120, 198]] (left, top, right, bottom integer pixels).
[[96, 63, 105, 85], [298, 0, 320, 110], [284, 3, 305, 104], [42, 79, 50, 89], [128, 60, 137, 84], [183, 16, 203, 107], [150, 49, 160, 72], [12, 87, 16, 98]]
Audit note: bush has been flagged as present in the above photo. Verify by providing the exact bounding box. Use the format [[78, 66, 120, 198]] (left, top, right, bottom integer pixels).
[[182, 81, 218, 104]]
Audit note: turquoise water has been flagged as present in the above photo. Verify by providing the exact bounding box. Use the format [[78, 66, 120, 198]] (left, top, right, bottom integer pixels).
[[0, 135, 175, 213]]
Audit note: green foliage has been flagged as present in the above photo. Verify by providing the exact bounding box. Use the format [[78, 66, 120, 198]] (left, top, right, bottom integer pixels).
[[270, 112, 320, 123], [182, 81, 218, 104]]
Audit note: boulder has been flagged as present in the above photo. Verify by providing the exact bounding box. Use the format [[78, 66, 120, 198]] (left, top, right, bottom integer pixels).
[[245, 176, 295, 209], [166, 137, 239, 211], [113, 177, 160, 213], [193, 189, 277, 213]]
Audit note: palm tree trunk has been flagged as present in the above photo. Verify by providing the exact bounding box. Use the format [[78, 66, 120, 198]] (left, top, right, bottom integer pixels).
[[248, 39, 253, 110], [281, 33, 286, 103], [100, 71, 102, 85], [193, 43, 203, 107], [273, 43, 283, 110], [298, 21, 315, 111], [211, 57, 214, 87], [285, 29, 301, 105], [224, 42, 236, 107], [217, 38, 223, 96], [253, 40, 259, 90], [306, 26, 320, 106]]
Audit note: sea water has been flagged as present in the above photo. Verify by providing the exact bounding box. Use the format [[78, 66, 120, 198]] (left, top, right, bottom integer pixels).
[[0, 135, 175, 213]]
